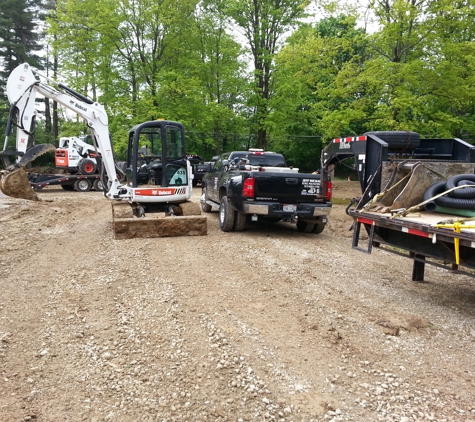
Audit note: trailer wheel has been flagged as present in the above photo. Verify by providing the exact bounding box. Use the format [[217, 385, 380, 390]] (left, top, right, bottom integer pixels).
[[74, 178, 92, 192], [93, 178, 104, 192], [219, 196, 235, 232], [61, 184, 74, 191], [297, 221, 315, 233], [78, 158, 97, 175], [363, 131, 420, 150]]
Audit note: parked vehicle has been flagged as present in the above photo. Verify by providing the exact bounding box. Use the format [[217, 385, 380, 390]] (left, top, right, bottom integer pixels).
[[322, 131, 475, 281], [28, 172, 104, 192], [55, 135, 100, 175], [187, 154, 206, 187], [201, 149, 332, 232]]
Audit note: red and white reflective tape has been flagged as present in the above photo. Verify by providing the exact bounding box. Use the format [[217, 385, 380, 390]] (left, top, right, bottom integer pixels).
[[333, 136, 367, 143], [357, 217, 375, 225], [357, 217, 434, 239], [401, 226, 433, 239]]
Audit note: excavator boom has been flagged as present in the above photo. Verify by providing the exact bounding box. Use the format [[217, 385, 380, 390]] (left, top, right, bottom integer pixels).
[[1, 63, 207, 237]]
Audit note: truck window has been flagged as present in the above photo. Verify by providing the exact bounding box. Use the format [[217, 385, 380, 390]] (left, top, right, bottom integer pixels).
[[248, 154, 286, 167]]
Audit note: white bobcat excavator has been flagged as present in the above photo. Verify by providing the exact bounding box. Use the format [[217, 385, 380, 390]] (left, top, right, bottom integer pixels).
[[0, 62, 206, 238]]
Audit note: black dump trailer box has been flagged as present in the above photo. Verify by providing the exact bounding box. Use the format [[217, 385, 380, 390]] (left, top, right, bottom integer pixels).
[[322, 131, 475, 281]]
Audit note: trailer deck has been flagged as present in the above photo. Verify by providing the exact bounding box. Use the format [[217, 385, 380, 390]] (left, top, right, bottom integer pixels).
[[350, 208, 475, 281]]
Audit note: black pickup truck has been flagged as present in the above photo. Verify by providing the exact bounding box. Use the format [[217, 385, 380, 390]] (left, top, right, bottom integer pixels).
[[200, 149, 332, 232], [187, 155, 206, 186]]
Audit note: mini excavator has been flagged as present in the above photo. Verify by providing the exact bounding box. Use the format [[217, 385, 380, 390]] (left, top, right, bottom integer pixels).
[[1, 62, 206, 238]]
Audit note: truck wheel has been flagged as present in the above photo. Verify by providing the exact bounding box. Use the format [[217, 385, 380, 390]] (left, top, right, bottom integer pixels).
[[363, 131, 420, 150], [233, 212, 247, 231], [297, 221, 315, 233], [74, 178, 92, 192], [93, 178, 104, 192], [201, 187, 213, 213], [219, 196, 235, 232], [61, 184, 74, 191], [312, 222, 325, 234], [78, 158, 97, 175], [192, 178, 198, 187]]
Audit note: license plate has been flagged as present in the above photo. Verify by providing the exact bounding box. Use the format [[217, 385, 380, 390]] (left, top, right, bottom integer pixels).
[[283, 204, 297, 212]]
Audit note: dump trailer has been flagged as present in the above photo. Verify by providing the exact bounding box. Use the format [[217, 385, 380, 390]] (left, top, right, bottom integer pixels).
[[322, 131, 475, 281], [1, 63, 206, 239]]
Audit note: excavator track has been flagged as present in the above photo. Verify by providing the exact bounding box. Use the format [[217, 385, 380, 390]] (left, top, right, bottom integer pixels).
[[111, 201, 207, 239], [0, 144, 56, 201]]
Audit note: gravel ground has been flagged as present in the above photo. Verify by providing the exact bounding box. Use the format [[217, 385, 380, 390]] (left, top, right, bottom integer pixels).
[[0, 181, 474, 422]]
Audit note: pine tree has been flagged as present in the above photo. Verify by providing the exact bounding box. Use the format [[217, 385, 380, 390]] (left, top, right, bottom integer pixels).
[[0, 0, 43, 80]]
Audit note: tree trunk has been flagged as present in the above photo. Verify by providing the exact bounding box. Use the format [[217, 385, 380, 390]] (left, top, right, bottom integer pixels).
[[257, 127, 267, 150], [53, 55, 59, 140]]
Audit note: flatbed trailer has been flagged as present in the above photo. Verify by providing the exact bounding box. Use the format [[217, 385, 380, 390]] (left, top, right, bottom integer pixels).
[[322, 131, 475, 281], [28, 172, 103, 192], [350, 208, 475, 281]]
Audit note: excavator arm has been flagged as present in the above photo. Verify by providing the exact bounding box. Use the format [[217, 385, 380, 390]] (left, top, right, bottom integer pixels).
[[1, 63, 123, 200], [1, 63, 206, 239]]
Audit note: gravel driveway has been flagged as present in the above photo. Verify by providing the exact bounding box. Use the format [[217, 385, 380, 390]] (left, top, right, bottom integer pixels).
[[0, 181, 474, 422]]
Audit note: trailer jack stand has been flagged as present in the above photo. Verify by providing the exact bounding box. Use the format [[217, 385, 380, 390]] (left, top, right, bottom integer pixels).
[[352, 219, 375, 253]]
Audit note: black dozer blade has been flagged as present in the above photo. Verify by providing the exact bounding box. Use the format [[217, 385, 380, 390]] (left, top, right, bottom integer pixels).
[[1, 144, 56, 201]]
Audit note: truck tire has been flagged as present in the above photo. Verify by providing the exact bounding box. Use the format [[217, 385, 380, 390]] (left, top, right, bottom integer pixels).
[[297, 221, 315, 233], [201, 187, 213, 213], [74, 178, 92, 192], [312, 221, 325, 234], [219, 196, 235, 232], [363, 131, 420, 150], [233, 212, 247, 231], [78, 158, 97, 175], [93, 178, 104, 192]]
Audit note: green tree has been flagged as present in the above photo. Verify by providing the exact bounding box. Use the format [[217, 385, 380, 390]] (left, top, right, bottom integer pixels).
[[0, 0, 43, 77], [316, 0, 475, 140], [0, 0, 48, 163], [48, 0, 251, 158], [270, 13, 368, 163], [218, 0, 310, 149]]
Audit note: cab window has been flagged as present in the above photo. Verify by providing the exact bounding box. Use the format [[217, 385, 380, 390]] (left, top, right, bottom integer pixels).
[[165, 126, 185, 159]]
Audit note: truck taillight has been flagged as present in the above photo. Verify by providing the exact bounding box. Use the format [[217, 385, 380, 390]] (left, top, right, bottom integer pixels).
[[326, 180, 333, 200], [243, 177, 255, 197]]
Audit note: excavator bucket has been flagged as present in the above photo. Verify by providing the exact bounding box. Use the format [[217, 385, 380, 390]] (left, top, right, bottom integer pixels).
[[0, 167, 39, 200], [364, 161, 475, 213], [364, 163, 433, 213], [111, 201, 207, 239], [0, 144, 56, 201]]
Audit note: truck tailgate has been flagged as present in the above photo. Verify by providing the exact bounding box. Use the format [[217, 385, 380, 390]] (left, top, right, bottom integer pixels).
[[253, 173, 324, 201]]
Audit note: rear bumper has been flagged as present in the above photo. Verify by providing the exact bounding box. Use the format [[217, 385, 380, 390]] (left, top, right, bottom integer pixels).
[[242, 201, 332, 218]]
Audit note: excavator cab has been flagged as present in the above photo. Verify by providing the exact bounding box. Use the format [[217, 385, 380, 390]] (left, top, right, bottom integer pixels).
[[125, 120, 189, 189]]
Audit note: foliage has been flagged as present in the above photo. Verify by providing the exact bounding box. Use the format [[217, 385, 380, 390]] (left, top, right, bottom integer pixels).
[[217, 0, 310, 149], [2, 0, 475, 172], [0, 0, 43, 77]]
